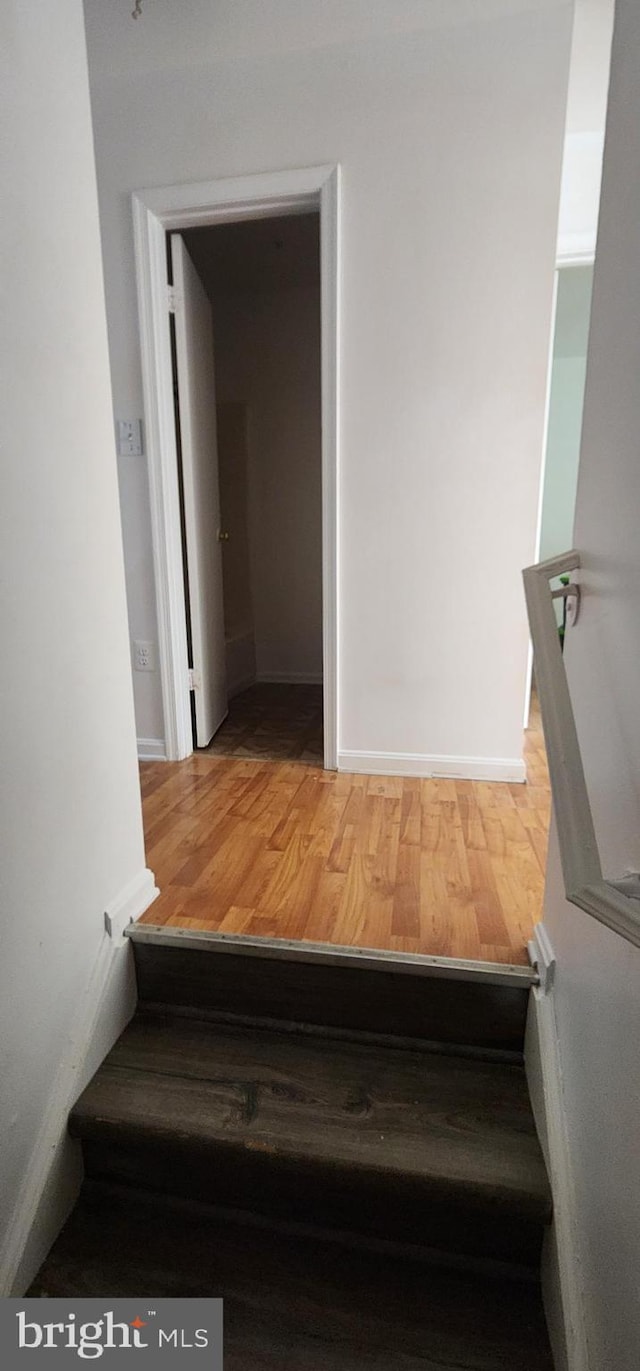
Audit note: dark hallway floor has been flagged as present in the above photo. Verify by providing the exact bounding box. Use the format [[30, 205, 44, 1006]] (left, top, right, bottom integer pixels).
[[202, 681, 323, 764]]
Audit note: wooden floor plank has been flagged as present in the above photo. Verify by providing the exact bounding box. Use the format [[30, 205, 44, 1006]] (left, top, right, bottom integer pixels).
[[138, 692, 550, 964]]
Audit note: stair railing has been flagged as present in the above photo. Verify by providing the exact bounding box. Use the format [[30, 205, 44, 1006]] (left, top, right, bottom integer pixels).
[[523, 549, 640, 948]]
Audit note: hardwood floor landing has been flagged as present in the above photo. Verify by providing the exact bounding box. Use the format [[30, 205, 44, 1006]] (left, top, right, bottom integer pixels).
[[139, 696, 549, 965]]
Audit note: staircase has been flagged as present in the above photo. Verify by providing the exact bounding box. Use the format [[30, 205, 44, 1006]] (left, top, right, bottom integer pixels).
[[30, 935, 554, 1369]]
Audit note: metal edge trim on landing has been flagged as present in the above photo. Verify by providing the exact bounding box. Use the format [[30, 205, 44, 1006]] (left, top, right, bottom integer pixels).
[[125, 924, 537, 988]]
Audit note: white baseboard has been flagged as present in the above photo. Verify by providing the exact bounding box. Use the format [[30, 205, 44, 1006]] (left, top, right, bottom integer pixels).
[[137, 737, 167, 760], [337, 750, 526, 782], [525, 950, 590, 1371], [104, 866, 159, 939], [257, 672, 323, 686]]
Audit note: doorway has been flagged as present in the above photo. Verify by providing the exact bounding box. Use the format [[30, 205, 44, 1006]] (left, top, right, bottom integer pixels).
[[524, 261, 594, 731], [171, 215, 324, 764], [538, 264, 594, 598], [132, 165, 339, 767], [134, 168, 549, 971]]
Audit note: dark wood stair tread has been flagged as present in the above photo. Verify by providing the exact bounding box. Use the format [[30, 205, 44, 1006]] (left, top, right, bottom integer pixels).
[[71, 1012, 550, 1220], [29, 1182, 554, 1370]]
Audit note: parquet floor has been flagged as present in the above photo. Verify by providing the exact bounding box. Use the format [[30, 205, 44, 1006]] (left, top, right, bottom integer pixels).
[[139, 696, 549, 964], [202, 682, 323, 764]]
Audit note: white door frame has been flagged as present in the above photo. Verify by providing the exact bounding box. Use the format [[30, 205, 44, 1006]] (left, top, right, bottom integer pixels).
[[132, 164, 340, 765]]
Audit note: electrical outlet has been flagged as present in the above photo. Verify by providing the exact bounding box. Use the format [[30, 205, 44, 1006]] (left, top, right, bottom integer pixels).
[[133, 640, 155, 671], [117, 419, 143, 456]]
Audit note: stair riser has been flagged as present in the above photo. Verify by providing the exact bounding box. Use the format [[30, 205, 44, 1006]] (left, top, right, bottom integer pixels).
[[79, 1135, 545, 1268], [133, 944, 530, 1052]]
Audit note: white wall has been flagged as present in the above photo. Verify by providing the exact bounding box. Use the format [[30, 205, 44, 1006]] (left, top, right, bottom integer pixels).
[[83, 0, 573, 775], [537, 2, 640, 1364], [0, 0, 152, 1293], [214, 284, 323, 683]]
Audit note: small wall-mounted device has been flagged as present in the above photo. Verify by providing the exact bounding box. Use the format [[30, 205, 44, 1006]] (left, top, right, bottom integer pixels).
[[116, 419, 143, 456], [133, 640, 155, 672]]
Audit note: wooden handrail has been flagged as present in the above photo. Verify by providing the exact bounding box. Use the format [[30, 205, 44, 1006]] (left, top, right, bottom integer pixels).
[[523, 550, 640, 948]]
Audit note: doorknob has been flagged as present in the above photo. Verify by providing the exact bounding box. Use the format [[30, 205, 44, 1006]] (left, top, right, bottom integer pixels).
[[217, 530, 230, 542]]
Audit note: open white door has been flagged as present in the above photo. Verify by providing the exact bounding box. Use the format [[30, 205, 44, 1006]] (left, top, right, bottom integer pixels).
[[171, 233, 228, 746]]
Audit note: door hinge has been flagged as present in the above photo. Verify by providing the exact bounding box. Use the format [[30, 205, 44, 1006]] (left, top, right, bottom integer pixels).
[[167, 285, 177, 314], [188, 668, 200, 691], [527, 922, 556, 993]]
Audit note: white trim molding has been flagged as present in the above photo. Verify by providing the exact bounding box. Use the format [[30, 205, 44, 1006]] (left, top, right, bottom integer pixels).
[[556, 238, 596, 269], [526, 990, 590, 1371], [338, 750, 526, 783], [137, 737, 167, 761], [132, 164, 340, 768], [523, 550, 640, 947], [133, 193, 192, 761], [103, 867, 159, 940]]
